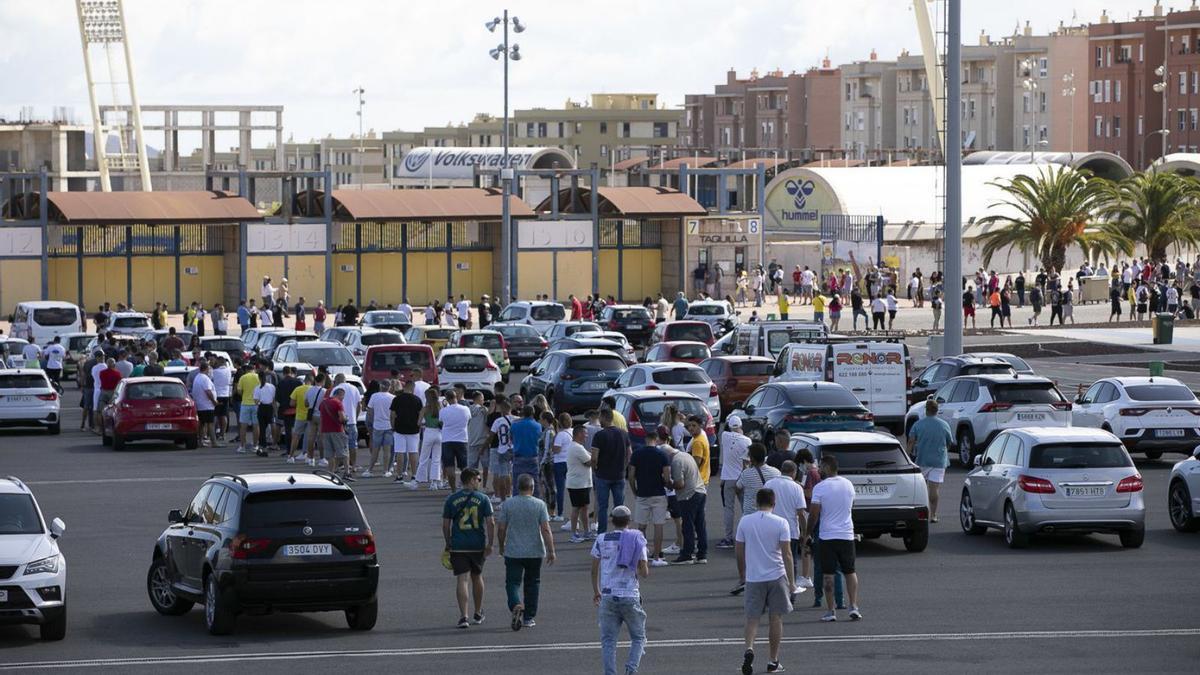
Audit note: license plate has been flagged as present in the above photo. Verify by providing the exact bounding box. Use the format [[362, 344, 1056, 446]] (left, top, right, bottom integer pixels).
[[145, 423, 174, 431], [855, 484, 889, 496], [0, 590, 6, 602], [1156, 429, 1186, 437], [583, 381, 609, 391], [1065, 486, 1106, 497], [626, 324, 642, 330], [1, 395, 32, 403], [285, 543, 332, 556], [1015, 413, 1045, 421]]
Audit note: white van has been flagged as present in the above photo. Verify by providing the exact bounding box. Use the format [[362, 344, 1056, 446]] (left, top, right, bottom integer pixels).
[[714, 320, 827, 360], [9, 302, 84, 345], [770, 339, 911, 431]]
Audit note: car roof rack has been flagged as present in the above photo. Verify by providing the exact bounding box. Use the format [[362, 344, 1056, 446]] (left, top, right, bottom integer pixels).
[[209, 472, 248, 488], [311, 469, 346, 486], [2, 476, 28, 491]]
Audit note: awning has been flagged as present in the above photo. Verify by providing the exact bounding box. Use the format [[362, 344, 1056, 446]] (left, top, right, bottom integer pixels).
[[329, 187, 534, 221], [647, 156, 720, 171], [723, 157, 790, 170], [536, 186, 706, 217], [612, 156, 652, 171], [42, 191, 262, 223]]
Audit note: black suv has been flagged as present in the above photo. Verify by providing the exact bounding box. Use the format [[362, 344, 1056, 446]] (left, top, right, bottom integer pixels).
[[146, 471, 379, 635], [598, 305, 656, 347], [909, 355, 1014, 405], [521, 349, 628, 414]]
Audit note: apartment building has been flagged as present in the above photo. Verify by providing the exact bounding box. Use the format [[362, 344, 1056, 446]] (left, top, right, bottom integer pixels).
[[0, 120, 92, 190], [1088, 5, 1167, 166], [1010, 23, 1090, 154], [509, 93, 680, 168], [840, 53, 897, 159]]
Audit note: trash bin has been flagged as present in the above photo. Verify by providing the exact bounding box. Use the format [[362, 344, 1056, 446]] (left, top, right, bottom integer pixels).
[[1149, 361, 1165, 377], [1153, 313, 1175, 345]]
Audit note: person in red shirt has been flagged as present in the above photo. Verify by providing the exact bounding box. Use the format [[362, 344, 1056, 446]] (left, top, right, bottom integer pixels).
[[318, 389, 350, 478], [97, 358, 123, 413], [581, 296, 594, 321], [569, 294, 583, 321]]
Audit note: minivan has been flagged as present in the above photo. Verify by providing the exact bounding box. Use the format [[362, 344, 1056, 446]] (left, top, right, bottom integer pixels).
[[9, 302, 84, 345], [771, 339, 912, 432]]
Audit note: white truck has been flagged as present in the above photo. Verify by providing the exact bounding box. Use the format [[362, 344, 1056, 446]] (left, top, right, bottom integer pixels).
[[711, 320, 827, 360]]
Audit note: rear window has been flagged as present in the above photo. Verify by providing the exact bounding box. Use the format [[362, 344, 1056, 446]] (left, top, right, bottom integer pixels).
[[241, 489, 365, 528], [766, 331, 795, 355], [783, 386, 862, 407], [634, 397, 708, 421], [113, 316, 149, 328], [495, 324, 539, 339], [688, 305, 725, 316], [32, 307, 78, 326], [460, 334, 502, 350], [731, 361, 774, 377], [423, 328, 455, 340], [652, 368, 709, 385], [672, 344, 710, 360], [991, 383, 1064, 404], [126, 382, 188, 400], [667, 324, 712, 342], [814, 443, 914, 472], [1029, 443, 1132, 469], [1124, 384, 1195, 401], [0, 374, 49, 389], [296, 346, 356, 366], [442, 354, 489, 372], [203, 339, 244, 352], [614, 308, 651, 320], [568, 356, 626, 372], [366, 312, 409, 324], [962, 364, 1014, 376], [564, 323, 600, 335], [531, 305, 566, 321], [361, 333, 403, 346], [68, 336, 94, 351], [370, 350, 431, 371], [0, 494, 42, 535]]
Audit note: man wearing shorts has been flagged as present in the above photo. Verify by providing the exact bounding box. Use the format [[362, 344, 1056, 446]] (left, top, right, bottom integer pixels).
[[390, 379, 423, 482], [907, 398, 952, 522], [364, 379, 396, 477], [439, 389, 472, 491], [442, 468, 495, 629], [234, 362, 262, 454], [288, 374, 314, 462], [488, 399, 516, 502], [190, 361, 219, 448], [736, 487, 796, 675], [807, 455, 861, 622], [628, 430, 672, 567], [318, 388, 350, 479], [331, 375, 361, 474]]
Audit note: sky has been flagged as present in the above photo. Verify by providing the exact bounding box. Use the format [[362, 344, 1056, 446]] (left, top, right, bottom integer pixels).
[[0, 0, 1156, 149]]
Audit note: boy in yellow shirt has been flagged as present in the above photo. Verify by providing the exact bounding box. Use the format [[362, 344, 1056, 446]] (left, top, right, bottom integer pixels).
[[813, 293, 826, 324]]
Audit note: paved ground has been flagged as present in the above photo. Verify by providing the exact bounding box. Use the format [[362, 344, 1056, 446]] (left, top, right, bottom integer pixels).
[[1, 397, 1197, 673]]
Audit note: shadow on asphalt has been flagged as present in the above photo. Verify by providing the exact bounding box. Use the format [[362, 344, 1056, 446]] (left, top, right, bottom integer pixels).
[[89, 609, 353, 645]]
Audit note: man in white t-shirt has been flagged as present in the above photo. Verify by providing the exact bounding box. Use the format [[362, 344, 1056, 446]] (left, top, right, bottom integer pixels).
[[439, 388, 472, 490], [488, 399, 515, 502], [735, 486, 795, 675], [253, 377, 277, 456], [211, 359, 233, 441], [191, 361, 219, 448], [456, 295, 472, 329], [807, 454, 861, 622], [409, 368, 431, 401], [564, 425, 594, 542], [363, 380, 396, 478], [590, 505, 649, 675], [20, 341, 41, 368], [718, 416, 751, 548], [42, 337, 66, 385], [331, 375, 362, 473], [764, 461, 811, 589]]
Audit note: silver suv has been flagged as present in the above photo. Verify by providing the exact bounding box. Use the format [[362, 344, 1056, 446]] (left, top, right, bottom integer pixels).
[[960, 427, 1145, 549], [787, 431, 930, 552], [906, 374, 1072, 466]]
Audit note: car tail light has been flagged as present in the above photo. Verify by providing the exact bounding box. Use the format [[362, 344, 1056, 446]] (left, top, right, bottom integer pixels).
[[539, 338, 548, 348], [1050, 401, 1072, 410], [37, 393, 57, 401], [854, 412, 874, 420], [627, 407, 646, 437], [485, 362, 498, 371], [784, 413, 814, 423], [1017, 475, 1056, 494], [915, 506, 929, 522], [229, 535, 272, 559], [978, 402, 1013, 413], [1186, 407, 1200, 415], [1119, 408, 1148, 416], [608, 320, 619, 330], [824, 360, 833, 382], [705, 412, 716, 437], [1116, 475, 1144, 493], [342, 532, 376, 555]]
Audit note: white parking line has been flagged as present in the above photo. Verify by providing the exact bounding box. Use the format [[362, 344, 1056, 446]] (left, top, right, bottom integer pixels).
[[3, 628, 1196, 670]]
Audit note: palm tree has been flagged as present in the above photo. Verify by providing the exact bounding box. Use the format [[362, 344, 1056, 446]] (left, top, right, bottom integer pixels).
[[1101, 170, 1200, 261], [976, 166, 1127, 274]]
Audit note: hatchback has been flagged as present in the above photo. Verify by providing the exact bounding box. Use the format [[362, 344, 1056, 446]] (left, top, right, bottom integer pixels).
[[521, 349, 629, 414], [909, 355, 1014, 405], [490, 323, 547, 369], [1168, 445, 1200, 532], [60, 332, 97, 382], [0, 369, 61, 434], [101, 377, 199, 450], [643, 341, 711, 365], [960, 427, 1145, 548], [448, 329, 511, 380], [197, 337, 248, 367], [683, 300, 739, 335], [649, 320, 714, 347], [601, 390, 716, 451], [730, 381, 874, 449], [546, 337, 634, 365], [360, 310, 413, 333], [345, 328, 405, 364], [609, 363, 720, 419], [700, 356, 775, 417], [403, 325, 457, 355], [598, 305, 656, 346], [495, 301, 567, 333], [0, 476, 67, 640], [572, 330, 637, 363], [253, 331, 318, 359], [274, 341, 360, 377], [542, 321, 602, 346], [1071, 376, 1200, 459], [436, 348, 502, 397]]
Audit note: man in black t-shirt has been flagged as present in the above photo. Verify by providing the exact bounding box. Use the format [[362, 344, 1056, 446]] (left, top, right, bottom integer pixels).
[[389, 379, 424, 482], [590, 408, 631, 534]]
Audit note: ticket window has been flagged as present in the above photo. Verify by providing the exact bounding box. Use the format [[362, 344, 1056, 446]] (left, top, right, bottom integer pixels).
[[735, 247, 746, 276]]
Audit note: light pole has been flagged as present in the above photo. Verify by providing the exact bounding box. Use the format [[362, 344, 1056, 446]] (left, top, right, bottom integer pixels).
[[1061, 71, 1076, 155], [487, 11, 525, 305], [353, 86, 365, 189], [1153, 64, 1169, 165], [1145, 129, 1170, 171], [1021, 58, 1039, 162]]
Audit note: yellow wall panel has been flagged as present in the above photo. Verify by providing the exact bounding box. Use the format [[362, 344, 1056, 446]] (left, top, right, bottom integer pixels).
[[598, 250, 619, 300], [81, 258, 128, 310], [555, 251, 592, 301], [405, 253, 448, 307], [359, 252, 405, 307], [0, 260, 42, 314], [179, 255, 224, 309], [331, 253, 357, 307], [624, 249, 662, 302], [451, 251, 492, 301], [130, 256, 174, 311], [48, 259, 78, 306], [517, 252, 553, 300], [286, 255, 326, 307]]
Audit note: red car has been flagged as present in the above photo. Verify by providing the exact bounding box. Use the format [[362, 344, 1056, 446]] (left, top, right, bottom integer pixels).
[[699, 355, 776, 416], [362, 344, 438, 388], [650, 320, 715, 347], [642, 341, 712, 365], [101, 376, 199, 450]]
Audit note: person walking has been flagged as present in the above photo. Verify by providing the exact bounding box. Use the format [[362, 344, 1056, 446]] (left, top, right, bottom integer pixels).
[[440, 389, 471, 491], [931, 290, 943, 331], [717, 416, 751, 549], [550, 412, 573, 522], [591, 408, 632, 534], [735, 487, 796, 675], [497, 473, 556, 631], [511, 405, 543, 499], [442, 468, 495, 629], [191, 361, 218, 448], [488, 399, 516, 502], [364, 379, 396, 477], [591, 505, 649, 675], [807, 455, 862, 622], [389, 379, 423, 481], [628, 429, 672, 568], [565, 424, 595, 543], [736, 443, 781, 520], [234, 361, 261, 454], [776, 289, 789, 321], [870, 294, 886, 331], [411, 389, 444, 490], [666, 428, 708, 565], [907, 399, 952, 522], [765, 461, 810, 589], [318, 388, 351, 478]]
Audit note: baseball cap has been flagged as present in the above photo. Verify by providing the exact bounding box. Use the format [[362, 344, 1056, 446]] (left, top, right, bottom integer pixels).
[[611, 505, 632, 519], [727, 415, 742, 429]]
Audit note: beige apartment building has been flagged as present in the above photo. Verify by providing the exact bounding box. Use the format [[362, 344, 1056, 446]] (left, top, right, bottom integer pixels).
[[509, 93, 681, 168], [840, 53, 897, 159]]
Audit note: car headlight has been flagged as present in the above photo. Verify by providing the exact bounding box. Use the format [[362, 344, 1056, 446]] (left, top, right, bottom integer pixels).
[[23, 555, 60, 576]]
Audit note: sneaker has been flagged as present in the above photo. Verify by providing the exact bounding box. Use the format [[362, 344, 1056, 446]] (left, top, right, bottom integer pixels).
[[360, 470, 373, 478], [730, 582, 745, 596], [741, 649, 755, 675], [317, 459, 329, 467], [715, 538, 735, 549], [521, 618, 536, 628], [569, 533, 586, 544], [669, 555, 694, 565], [694, 555, 708, 565], [511, 605, 524, 631], [235, 446, 247, 454], [848, 606, 863, 621], [456, 617, 470, 629], [797, 576, 813, 589], [406, 481, 420, 490], [767, 661, 786, 673], [307, 458, 316, 467], [821, 611, 837, 622], [662, 543, 680, 555], [649, 558, 669, 568], [394, 475, 406, 483], [384, 471, 393, 478], [586, 531, 597, 540], [472, 611, 485, 625], [285, 456, 296, 464], [560, 521, 573, 531], [550, 515, 564, 522]]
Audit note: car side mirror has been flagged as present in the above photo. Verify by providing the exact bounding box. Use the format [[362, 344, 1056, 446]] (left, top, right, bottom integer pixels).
[[913, 379, 927, 388], [49, 517, 65, 539], [168, 509, 185, 524], [934, 397, 946, 404], [352, 365, 362, 376], [743, 405, 754, 415], [1193, 444, 1200, 459], [978, 455, 991, 468]]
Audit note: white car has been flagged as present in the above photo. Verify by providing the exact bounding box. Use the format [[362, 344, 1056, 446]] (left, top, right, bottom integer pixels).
[[0, 338, 31, 368], [344, 328, 406, 363], [684, 300, 739, 334], [106, 311, 151, 336], [0, 369, 61, 434], [1071, 377, 1200, 459], [272, 340, 360, 377], [609, 362, 720, 419], [1168, 445, 1200, 532], [0, 476, 67, 640], [573, 330, 638, 363], [494, 301, 567, 333], [437, 348, 502, 395]]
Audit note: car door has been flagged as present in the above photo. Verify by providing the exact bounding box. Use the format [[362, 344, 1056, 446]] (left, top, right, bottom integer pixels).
[[755, 387, 785, 440], [171, 484, 211, 591], [192, 485, 229, 571], [911, 363, 946, 403], [934, 381, 967, 425], [738, 389, 768, 441], [1071, 382, 1106, 427], [970, 434, 1010, 522]]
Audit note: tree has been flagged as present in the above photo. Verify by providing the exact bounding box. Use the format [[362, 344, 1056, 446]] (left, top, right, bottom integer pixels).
[[976, 166, 1126, 274], [1101, 170, 1200, 261]]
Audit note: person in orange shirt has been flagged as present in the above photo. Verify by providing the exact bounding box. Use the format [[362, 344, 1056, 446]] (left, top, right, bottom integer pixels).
[[989, 289, 1002, 328]]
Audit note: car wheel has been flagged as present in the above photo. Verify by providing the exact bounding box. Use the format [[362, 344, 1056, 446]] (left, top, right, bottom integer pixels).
[[345, 598, 378, 631], [1118, 526, 1145, 548], [39, 603, 66, 641], [101, 427, 112, 447], [112, 433, 125, 451], [956, 428, 975, 467], [959, 490, 987, 535], [185, 435, 199, 450], [1144, 450, 1163, 460], [48, 423, 60, 435], [1169, 480, 1200, 532], [147, 557, 193, 616], [204, 573, 236, 635], [1003, 503, 1029, 549], [903, 524, 929, 552]]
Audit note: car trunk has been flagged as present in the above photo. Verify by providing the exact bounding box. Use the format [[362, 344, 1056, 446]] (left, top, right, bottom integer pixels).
[[813, 442, 917, 502], [1026, 443, 1136, 510], [988, 383, 1071, 428]]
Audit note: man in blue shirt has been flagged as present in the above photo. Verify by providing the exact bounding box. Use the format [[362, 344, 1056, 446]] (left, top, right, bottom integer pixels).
[[906, 399, 953, 522], [236, 300, 251, 332], [511, 405, 543, 499], [442, 468, 496, 629], [673, 292, 690, 321]]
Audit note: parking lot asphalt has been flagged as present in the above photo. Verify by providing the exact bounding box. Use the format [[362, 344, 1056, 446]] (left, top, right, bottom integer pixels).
[[1, 402, 1197, 674]]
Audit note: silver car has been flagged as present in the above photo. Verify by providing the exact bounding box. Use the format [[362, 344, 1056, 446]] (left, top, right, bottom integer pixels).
[[1168, 445, 1200, 532], [960, 427, 1145, 549]]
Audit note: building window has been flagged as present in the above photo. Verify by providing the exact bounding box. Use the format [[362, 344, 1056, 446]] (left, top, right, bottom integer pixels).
[[557, 122, 564, 137], [1106, 46, 1113, 67], [1179, 109, 1187, 131], [1194, 71, 1199, 94], [599, 122, 608, 135], [620, 122, 631, 138], [1038, 58, 1048, 77], [1119, 45, 1132, 63], [968, 100, 976, 119], [1022, 125, 1030, 148], [1115, 80, 1121, 103], [845, 83, 852, 101], [537, 122, 547, 138], [844, 113, 851, 131], [1040, 125, 1049, 142], [600, 144, 608, 157], [1113, 117, 1120, 138], [653, 122, 669, 138], [525, 122, 534, 137], [1182, 72, 1190, 95], [1139, 43, 1144, 62], [1192, 109, 1198, 131], [855, 111, 865, 131], [1138, 115, 1144, 135], [1091, 80, 1102, 103], [1095, 46, 1102, 67], [1094, 115, 1103, 137], [574, 122, 582, 134], [1023, 92, 1031, 113]]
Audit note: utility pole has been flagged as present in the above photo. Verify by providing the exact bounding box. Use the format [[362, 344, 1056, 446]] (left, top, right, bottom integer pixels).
[[354, 86, 365, 189], [944, 0, 963, 357], [488, 11, 525, 304]]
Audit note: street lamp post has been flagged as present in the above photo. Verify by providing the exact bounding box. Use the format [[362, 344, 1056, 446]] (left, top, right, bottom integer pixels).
[[1153, 64, 1169, 165], [353, 86, 365, 190], [1021, 58, 1039, 162], [1145, 129, 1170, 171], [1061, 71, 1076, 155], [487, 11, 525, 305]]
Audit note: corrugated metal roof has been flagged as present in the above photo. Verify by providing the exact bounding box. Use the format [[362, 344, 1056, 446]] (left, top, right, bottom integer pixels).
[[648, 156, 720, 171], [612, 156, 652, 171], [45, 191, 262, 223], [330, 187, 534, 221], [535, 186, 706, 217], [724, 157, 789, 170]]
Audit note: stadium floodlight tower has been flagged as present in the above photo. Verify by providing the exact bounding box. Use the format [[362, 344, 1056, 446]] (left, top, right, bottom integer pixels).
[[75, 0, 152, 192]]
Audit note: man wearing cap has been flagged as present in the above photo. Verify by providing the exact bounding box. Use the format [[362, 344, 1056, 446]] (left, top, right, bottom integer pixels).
[[591, 504, 649, 675], [718, 416, 751, 549]]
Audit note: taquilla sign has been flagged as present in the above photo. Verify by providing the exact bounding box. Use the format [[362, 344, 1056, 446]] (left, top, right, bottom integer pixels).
[[764, 169, 840, 234]]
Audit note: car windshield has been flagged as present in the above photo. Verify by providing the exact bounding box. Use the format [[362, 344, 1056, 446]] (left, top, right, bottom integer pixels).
[[32, 307, 78, 326], [460, 334, 502, 350], [569, 356, 626, 372], [0, 494, 42, 534], [68, 336, 94, 351], [366, 312, 409, 324], [962, 363, 1014, 376], [113, 316, 149, 328], [634, 398, 708, 421], [241, 489, 366, 529], [668, 325, 711, 342], [370, 350, 430, 370], [442, 354, 489, 372], [361, 333, 403, 346], [652, 368, 709, 385], [565, 323, 600, 335], [783, 386, 862, 407], [531, 305, 566, 321], [1124, 384, 1196, 401], [813, 443, 914, 471], [613, 308, 651, 321], [672, 344, 710, 360], [1029, 443, 1132, 469], [422, 328, 455, 341], [126, 382, 188, 400], [495, 324, 539, 339], [296, 347, 356, 366], [731, 361, 774, 376], [202, 339, 243, 352], [688, 305, 725, 316], [0, 374, 48, 389], [991, 383, 1064, 404]]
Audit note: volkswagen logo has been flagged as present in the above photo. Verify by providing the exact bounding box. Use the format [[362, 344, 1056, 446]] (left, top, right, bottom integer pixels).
[[302, 526, 313, 536], [403, 151, 431, 173]]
